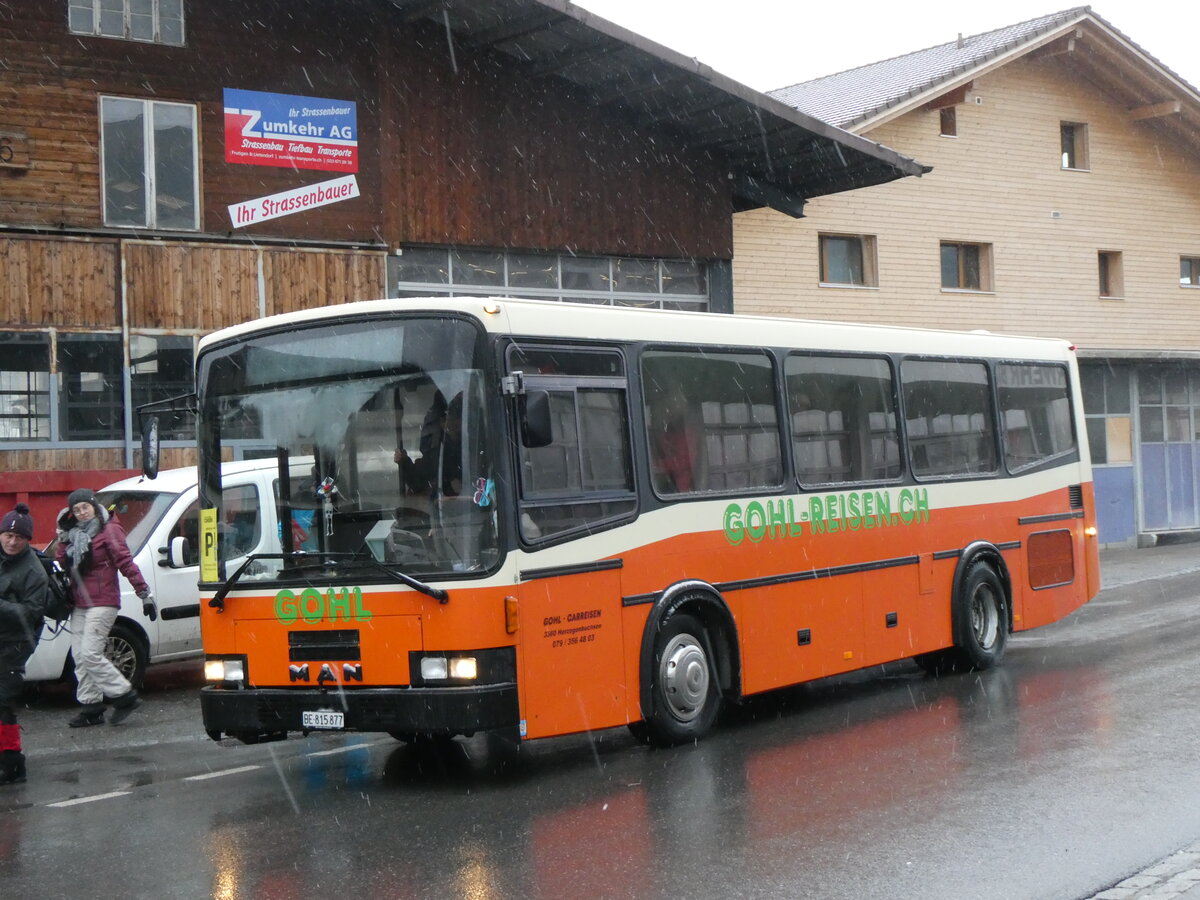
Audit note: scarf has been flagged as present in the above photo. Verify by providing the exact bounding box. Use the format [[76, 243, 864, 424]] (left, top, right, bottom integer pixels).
[[66, 515, 103, 571]]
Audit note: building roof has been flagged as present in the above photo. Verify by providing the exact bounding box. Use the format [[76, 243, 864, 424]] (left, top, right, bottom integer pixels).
[[769, 5, 1200, 142], [384, 0, 928, 217]]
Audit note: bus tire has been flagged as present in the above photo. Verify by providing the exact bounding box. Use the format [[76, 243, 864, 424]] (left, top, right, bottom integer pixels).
[[951, 561, 1008, 670], [641, 611, 719, 746]]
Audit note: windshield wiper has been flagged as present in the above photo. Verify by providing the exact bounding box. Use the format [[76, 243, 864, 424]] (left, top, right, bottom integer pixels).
[[334, 553, 450, 604], [208, 551, 448, 611]]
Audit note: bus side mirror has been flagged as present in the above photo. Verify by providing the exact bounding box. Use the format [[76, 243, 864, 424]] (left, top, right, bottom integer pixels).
[[168, 535, 190, 568], [521, 391, 553, 448], [141, 415, 161, 479]]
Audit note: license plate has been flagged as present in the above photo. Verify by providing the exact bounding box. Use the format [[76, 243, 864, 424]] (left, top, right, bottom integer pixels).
[[302, 710, 344, 729]]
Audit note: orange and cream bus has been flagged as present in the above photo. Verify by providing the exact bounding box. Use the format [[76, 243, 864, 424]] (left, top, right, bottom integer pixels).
[[181, 297, 1100, 747]]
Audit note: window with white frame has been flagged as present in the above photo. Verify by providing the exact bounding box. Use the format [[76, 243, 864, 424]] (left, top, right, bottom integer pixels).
[[819, 234, 878, 287], [69, 0, 184, 45], [101, 96, 199, 230], [391, 246, 709, 311]]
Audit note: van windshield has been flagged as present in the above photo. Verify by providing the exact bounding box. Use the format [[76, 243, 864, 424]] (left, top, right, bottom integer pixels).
[[197, 315, 500, 579], [98, 489, 184, 555]]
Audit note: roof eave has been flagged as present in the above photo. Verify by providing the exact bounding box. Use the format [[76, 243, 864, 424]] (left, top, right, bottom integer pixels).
[[849, 11, 1094, 133], [528, 0, 928, 207], [847, 10, 1200, 136], [385, 0, 928, 216]]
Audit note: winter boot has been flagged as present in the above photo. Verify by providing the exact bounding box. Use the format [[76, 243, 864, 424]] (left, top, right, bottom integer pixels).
[[0, 750, 26, 785], [68, 703, 106, 728], [108, 690, 142, 726]]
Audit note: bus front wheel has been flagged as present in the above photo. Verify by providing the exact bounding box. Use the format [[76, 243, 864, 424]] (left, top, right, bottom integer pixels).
[[639, 611, 719, 746]]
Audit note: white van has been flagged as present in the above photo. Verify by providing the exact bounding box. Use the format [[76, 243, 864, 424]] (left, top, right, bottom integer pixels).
[[25, 459, 281, 684]]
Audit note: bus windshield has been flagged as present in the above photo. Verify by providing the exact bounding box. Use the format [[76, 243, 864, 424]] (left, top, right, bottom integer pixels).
[[197, 315, 499, 578]]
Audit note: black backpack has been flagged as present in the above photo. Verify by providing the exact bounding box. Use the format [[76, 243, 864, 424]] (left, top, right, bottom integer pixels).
[[36, 552, 74, 623]]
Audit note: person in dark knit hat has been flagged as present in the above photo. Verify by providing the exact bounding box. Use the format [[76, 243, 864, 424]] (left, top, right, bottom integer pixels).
[[0, 503, 48, 784], [56, 488, 154, 728]]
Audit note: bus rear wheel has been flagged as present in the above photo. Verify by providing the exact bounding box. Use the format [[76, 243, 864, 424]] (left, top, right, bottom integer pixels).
[[639, 611, 719, 746], [943, 561, 1011, 673], [959, 561, 1008, 667], [916, 562, 1008, 675]]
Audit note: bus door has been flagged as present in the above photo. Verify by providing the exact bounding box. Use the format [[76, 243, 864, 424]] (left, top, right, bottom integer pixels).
[[516, 566, 627, 740], [506, 343, 639, 740]]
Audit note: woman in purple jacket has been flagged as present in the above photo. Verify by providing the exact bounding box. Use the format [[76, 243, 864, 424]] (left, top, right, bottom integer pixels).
[[56, 488, 156, 728]]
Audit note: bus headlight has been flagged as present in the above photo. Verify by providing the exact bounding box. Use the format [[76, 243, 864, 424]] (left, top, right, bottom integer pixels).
[[205, 658, 245, 684], [449, 656, 477, 680], [419, 655, 478, 681], [420, 656, 448, 680]]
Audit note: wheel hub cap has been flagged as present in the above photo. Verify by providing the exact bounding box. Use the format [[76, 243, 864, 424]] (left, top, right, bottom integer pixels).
[[661, 634, 708, 723]]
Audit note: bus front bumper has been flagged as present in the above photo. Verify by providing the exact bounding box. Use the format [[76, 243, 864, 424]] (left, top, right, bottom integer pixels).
[[200, 683, 519, 740]]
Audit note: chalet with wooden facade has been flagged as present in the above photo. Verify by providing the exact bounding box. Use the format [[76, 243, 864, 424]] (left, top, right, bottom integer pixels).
[[732, 7, 1200, 546], [0, 0, 922, 534]]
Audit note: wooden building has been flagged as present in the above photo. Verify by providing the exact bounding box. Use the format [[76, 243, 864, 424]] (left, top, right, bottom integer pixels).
[[0, 0, 921, 532], [732, 7, 1200, 546]]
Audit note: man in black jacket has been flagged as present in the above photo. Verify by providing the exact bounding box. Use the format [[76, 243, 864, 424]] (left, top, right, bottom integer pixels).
[[0, 503, 48, 785]]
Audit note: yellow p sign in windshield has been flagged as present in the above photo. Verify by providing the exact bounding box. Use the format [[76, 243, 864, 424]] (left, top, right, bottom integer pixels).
[[200, 507, 218, 583]]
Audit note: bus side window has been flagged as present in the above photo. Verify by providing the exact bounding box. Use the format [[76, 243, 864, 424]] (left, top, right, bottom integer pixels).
[[786, 354, 901, 486], [509, 343, 637, 542], [902, 358, 997, 478], [998, 363, 1075, 471], [643, 349, 782, 496]]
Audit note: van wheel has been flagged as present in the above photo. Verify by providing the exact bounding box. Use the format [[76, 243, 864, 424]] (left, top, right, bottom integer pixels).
[[641, 612, 719, 746], [62, 622, 149, 689], [106, 623, 149, 688]]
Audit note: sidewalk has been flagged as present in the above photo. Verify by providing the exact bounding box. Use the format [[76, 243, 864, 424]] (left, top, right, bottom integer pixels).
[[1084, 542, 1200, 900], [1099, 540, 1200, 591], [1089, 842, 1200, 900]]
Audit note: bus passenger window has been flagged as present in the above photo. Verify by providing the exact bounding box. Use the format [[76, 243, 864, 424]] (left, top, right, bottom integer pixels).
[[642, 349, 782, 495], [998, 363, 1075, 471], [786, 354, 901, 485], [902, 358, 997, 477]]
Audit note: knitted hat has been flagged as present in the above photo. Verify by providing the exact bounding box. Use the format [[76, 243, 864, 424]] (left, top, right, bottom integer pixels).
[[67, 488, 100, 513], [0, 503, 34, 540]]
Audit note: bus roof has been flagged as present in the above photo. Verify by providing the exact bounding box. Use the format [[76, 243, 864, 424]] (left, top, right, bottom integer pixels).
[[197, 296, 1077, 362]]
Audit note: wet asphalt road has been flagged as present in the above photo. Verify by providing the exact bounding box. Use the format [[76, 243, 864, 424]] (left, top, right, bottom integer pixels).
[[3, 559, 1200, 900]]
